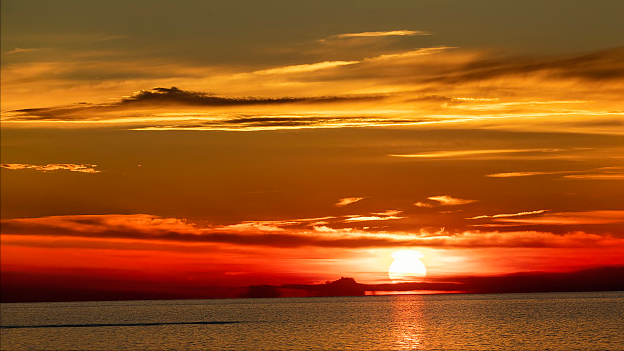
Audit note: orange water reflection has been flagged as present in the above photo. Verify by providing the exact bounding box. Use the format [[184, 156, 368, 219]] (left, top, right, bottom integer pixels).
[[391, 295, 426, 350]]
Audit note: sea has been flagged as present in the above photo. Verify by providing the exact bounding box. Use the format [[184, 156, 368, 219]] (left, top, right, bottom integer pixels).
[[1, 291, 623, 350]]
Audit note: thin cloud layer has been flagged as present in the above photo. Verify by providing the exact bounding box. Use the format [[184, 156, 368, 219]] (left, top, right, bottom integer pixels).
[[3, 214, 620, 249], [487, 171, 564, 178], [414, 202, 434, 208], [390, 149, 561, 159], [336, 197, 364, 206], [2, 46, 622, 133], [427, 195, 477, 206], [6, 87, 383, 121], [343, 210, 403, 222], [487, 167, 624, 180], [468, 210, 549, 220], [494, 210, 624, 226], [4, 47, 44, 55], [253, 61, 358, 75], [1, 163, 100, 173], [424, 47, 624, 84], [563, 174, 624, 180], [328, 30, 430, 39]]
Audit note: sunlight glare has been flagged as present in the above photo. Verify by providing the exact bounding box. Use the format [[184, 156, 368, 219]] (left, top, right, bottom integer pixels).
[[388, 250, 427, 283]]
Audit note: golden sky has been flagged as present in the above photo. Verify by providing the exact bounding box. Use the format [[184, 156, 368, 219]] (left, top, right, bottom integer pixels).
[[1, 0, 623, 300]]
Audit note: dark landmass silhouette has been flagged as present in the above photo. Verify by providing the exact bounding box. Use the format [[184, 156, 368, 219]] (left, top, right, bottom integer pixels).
[[244, 277, 366, 298], [2, 266, 623, 302], [244, 266, 624, 298]]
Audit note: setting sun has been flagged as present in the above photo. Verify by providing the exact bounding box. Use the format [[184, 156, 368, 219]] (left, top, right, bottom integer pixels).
[[2, 1, 624, 350], [388, 250, 427, 283]]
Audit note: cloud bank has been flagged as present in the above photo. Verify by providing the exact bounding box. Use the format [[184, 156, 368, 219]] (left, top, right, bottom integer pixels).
[[2, 214, 621, 249], [3, 46, 622, 133]]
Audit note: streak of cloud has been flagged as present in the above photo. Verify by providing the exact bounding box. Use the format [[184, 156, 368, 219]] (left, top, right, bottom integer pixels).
[[390, 149, 561, 159], [468, 209, 549, 220], [563, 174, 624, 180], [344, 215, 402, 222], [2, 46, 623, 134], [0, 163, 100, 173], [487, 167, 624, 179], [253, 61, 358, 75], [4, 47, 43, 55], [414, 202, 434, 208], [328, 30, 430, 39], [130, 116, 437, 131], [421, 48, 624, 84], [336, 197, 364, 206], [427, 195, 477, 206], [494, 210, 624, 225], [6, 87, 384, 121], [487, 171, 564, 178], [2, 214, 622, 249]]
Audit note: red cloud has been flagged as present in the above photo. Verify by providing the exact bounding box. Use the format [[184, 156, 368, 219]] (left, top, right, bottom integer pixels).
[[2, 214, 622, 249]]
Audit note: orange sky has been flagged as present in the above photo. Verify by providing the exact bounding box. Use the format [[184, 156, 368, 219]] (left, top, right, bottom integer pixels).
[[2, 0, 623, 301]]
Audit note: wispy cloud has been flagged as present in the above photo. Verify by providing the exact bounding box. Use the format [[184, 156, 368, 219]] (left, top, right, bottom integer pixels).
[[253, 61, 358, 75], [390, 149, 560, 159], [447, 100, 589, 112], [1, 163, 100, 173], [487, 167, 624, 179], [468, 209, 548, 220], [3, 214, 621, 249], [418, 47, 624, 84], [14, 33, 125, 44], [336, 197, 364, 206], [415, 196, 477, 207], [3, 46, 623, 133], [487, 171, 564, 178], [5, 87, 384, 121], [3, 47, 45, 55], [344, 210, 403, 222], [428, 195, 477, 206], [414, 202, 434, 208], [215, 216, 337, 232], [130, 115, 437, 132], [494, 210, 624, 225], [328, 30, 430, 39], [563, 174, 624, 180]]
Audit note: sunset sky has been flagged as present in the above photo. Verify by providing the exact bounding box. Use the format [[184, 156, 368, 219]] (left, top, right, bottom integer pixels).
[[2, 0, 623, 301]]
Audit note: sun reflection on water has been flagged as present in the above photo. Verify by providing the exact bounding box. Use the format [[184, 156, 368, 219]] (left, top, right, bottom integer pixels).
[[391, 295, 426, 350]]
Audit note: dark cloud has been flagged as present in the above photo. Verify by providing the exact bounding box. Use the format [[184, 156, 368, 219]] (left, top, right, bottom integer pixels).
[[425, 47, 624, 84], [0, 218, 407, 248], [7, 87, 384, 121], [120, 87, 378, 106], [302, 47, 624, 85], [140, 116, 436, 130]]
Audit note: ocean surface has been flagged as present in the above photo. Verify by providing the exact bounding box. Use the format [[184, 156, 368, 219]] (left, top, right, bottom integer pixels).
[[1, 291, 623, 350]]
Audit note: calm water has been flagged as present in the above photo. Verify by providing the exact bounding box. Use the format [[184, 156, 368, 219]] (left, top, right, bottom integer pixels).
[[1, 292, 623, 350]]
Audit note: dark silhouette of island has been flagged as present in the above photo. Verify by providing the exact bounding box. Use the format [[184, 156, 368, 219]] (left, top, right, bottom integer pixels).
[[244, 277, 366, 298], [243, 266, 624, 298], [3, 266, 623, 302]]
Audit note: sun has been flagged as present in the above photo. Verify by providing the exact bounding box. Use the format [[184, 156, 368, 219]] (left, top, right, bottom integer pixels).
[[388, 250, 427, 283]]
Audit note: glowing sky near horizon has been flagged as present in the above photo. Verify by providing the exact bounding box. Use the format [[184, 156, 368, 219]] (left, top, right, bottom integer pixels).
[[1, 0, 623, 299]]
